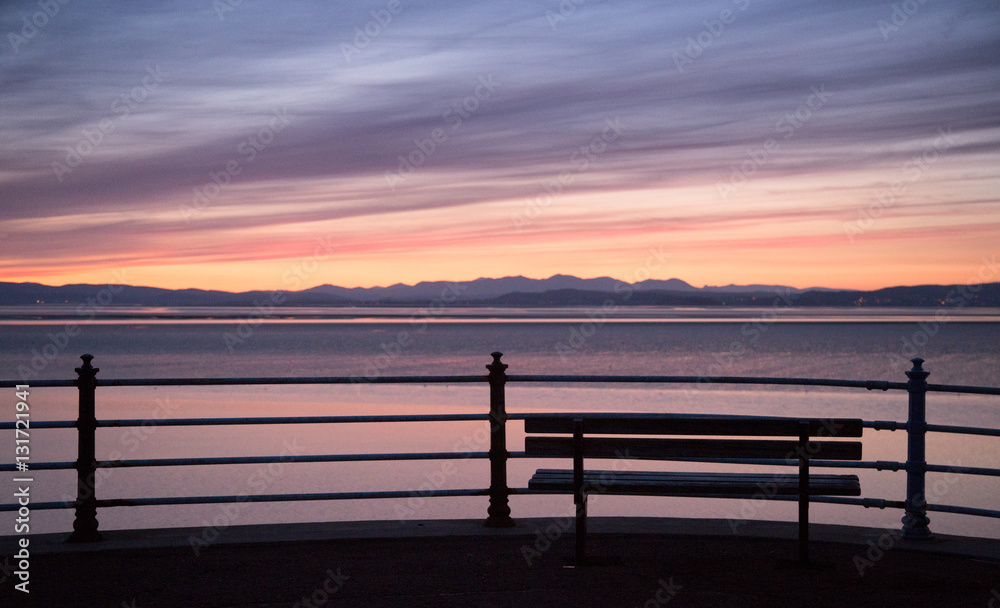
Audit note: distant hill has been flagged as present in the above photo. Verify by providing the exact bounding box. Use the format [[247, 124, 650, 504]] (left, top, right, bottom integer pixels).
[[0, 282, 354, 307], [303, 274, 682, 301], [1, 277, 998, 307], [791, 283, 1000, 307]]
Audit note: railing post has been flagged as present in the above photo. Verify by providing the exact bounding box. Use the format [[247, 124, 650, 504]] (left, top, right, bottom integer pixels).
[[485, 352, 514, 527], [69, 354, 101, 542], [901, 357, 931, 539]]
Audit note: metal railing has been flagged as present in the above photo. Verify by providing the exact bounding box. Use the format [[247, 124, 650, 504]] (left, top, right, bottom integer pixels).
[[1, 352, 998, 542]]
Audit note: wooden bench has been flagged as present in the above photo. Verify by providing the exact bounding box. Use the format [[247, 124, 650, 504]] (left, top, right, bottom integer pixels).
[[524, 414, 863, 563]]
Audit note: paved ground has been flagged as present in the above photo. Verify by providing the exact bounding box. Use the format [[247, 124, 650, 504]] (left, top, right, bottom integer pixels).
[[2, 518, 998, 607]]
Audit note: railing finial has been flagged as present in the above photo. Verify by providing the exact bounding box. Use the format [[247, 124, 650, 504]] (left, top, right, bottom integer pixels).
[[76, 353, 98, 375]]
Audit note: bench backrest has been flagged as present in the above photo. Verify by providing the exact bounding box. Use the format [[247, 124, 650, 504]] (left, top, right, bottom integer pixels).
[[524, 414, 863, 461]]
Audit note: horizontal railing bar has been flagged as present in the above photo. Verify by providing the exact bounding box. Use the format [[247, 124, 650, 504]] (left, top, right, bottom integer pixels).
[[807, 496, 906, 509], [0, 461, 75, 471], [511, 415, 994, 438], [0, 501, 74, 512], [7, 418, 996, 437], [926, 383, 1000, 396], [96, 414, 490, 428], [507, 375, 908, 391], [866, 420, 906, 431], [93, 488, 491, 508], [507, 451, 903, 470], [926, 503, 1000, 518], [97, 375, 487, 387], [12, 498, 993, 520], [926, 464, 1000, 477], [3, 377, 998, 395], [925, 424, 1000, 437], [0, 420, 77, 430], [0, 455, 908, 473], [98, 452, 489, 468], [0, 380, 75, 388], [1, 493, 907, 513]]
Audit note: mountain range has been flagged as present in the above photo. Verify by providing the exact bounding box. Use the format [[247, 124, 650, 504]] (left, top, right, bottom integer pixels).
[[2, 276, 999, 307]]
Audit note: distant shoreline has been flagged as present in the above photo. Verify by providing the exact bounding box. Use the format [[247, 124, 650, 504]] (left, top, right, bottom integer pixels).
[[3, 279, 1000, 309], [3, 304, 1000, 324]]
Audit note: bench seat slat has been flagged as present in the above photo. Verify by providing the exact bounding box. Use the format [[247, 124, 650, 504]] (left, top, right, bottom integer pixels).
[[527, 469, 861, 496], [529, 470, 821, 482], [525, 436, 863, 461], [524, 415, 863, 437]]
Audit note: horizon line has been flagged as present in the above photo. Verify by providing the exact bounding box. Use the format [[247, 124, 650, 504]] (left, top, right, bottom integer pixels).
[[4, 275, 998, 295]]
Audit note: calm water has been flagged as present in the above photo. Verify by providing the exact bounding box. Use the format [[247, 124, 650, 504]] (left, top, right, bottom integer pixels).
[[1, 308, 998, 538]]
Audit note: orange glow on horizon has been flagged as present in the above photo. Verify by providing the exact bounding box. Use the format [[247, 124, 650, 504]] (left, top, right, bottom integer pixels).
[[4, 244, 996, 294], [3, 179, 998, 294]]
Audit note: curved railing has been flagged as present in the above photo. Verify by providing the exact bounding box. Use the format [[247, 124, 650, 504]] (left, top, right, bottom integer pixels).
[[1, 353, 997, 541]]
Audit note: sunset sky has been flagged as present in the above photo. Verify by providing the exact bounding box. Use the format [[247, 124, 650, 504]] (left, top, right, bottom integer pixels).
[[1, 0, 998, 292]]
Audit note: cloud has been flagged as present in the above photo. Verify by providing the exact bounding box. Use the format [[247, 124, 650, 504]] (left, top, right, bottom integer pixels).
[[0, 0, 997, 287]]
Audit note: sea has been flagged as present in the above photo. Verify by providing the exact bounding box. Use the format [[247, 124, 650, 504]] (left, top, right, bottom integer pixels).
[[1, 306, 998, 539]]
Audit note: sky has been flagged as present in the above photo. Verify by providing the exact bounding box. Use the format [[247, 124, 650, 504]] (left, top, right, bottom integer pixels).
[[1, 0, 998, 292]]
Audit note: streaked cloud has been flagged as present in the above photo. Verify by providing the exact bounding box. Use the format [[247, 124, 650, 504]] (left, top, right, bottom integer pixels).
[[0, 0, 998, 290]]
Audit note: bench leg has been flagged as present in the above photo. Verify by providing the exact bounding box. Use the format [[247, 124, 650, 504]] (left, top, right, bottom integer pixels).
[[573, 418, 587, 564], [798, 424, 809, 564], [799, 491, 809, 564]]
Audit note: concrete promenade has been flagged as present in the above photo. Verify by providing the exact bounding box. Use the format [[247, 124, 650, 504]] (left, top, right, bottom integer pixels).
[[2, 517, 998, 607]]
